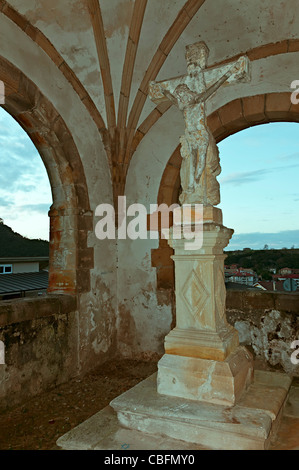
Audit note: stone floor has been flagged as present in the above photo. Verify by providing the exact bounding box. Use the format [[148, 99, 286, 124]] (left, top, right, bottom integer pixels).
[[0, 358, 158, 450], [0, 357, 298, 450]]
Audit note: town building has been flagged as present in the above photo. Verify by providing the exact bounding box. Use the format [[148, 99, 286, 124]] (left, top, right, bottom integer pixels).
[[225, 267, 258, 286], [274, 270, 299, 291]]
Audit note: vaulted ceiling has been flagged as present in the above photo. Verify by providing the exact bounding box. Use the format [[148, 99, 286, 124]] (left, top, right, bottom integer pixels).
[[1, 0, 299, 201]]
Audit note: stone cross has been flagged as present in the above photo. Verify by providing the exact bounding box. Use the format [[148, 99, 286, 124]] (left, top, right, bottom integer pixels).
[[149, 42, 251, 206]]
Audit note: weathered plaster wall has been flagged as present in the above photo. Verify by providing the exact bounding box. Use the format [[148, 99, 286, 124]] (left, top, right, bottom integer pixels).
[[0, 12, 118, 373], [0, 296, 78, 411], [117, 237, 173, 358], [117, 108, 184, 357], [7, 0, 107, 118]]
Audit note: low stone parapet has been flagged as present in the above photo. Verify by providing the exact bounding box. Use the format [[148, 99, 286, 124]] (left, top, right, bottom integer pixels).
[[0, 295, 78, 411]]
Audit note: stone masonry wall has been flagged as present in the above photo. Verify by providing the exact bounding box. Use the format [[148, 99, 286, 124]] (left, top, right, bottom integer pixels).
[[226, 290, 299, 377], [0, 295, 79, 411]]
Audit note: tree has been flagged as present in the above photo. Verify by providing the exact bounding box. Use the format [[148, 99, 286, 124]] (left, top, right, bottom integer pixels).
[[261, 270, 272, 280]]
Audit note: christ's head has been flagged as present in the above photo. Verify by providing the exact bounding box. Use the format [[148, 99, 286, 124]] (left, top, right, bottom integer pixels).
[[186, 41, 209, 74]]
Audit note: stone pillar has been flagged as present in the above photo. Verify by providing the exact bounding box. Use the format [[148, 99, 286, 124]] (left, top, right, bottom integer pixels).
[[48, 206, 78, 294], [157, 206, 254, 406]]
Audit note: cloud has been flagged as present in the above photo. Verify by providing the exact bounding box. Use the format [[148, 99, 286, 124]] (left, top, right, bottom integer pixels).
[[0, 108, 51, 192], [0, 108, 52, 238], [0, 138, 41, 189], [0, 193, 12, 205], [220, 162, 299, 186], [226, 229, 299, 250], [278, 152, 299, 161], [219, 169, 269, 185], [17, 203, 51, 214]]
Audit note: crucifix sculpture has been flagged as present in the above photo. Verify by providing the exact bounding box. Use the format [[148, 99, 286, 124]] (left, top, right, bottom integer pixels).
[[145, 43, 253, 405], [149, 41, 250, 206]]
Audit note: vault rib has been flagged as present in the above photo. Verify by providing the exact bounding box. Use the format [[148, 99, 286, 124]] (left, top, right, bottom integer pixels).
[[117, 0, 148, 164], [87, 0, 116, 134], [124, 0, 206, 166], [0, 0, 107, 135]]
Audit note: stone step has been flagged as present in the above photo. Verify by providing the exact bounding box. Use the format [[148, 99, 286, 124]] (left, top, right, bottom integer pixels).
[[57, 370, 292, 451], [56, 405, 208, 450]]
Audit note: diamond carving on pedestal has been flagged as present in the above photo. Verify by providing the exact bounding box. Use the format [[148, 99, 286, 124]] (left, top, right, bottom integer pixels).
[[181, 269, 210, 320], [215, 267, 226, 320]]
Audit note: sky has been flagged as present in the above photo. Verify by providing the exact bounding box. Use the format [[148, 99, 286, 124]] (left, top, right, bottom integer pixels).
[[218, 122, 299, 250], [0, 107, 52, 241], [0, 107, 298, 249]]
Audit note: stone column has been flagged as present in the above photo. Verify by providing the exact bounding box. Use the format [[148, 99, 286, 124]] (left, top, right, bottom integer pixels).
[[157, 206, 254, 406]]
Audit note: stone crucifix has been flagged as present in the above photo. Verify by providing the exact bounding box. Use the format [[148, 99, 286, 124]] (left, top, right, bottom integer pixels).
[[149, 42, 251, 206]]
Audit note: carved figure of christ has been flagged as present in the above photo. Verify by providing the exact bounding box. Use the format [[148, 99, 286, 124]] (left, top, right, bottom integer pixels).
[[148, 42, 250, 205]]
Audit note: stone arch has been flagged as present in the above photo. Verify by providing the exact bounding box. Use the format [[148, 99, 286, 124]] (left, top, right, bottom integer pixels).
[[152, 91, 299, 289], [0, 55, 93, 295]]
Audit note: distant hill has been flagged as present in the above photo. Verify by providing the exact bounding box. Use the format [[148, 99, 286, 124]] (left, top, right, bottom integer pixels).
[[0, 222, 49, 257], [225, 247, 299, 277], [226, 230, 299, 251]]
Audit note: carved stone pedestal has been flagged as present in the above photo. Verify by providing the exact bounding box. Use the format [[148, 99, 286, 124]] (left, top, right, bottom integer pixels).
[[157, 207, 253, 405]]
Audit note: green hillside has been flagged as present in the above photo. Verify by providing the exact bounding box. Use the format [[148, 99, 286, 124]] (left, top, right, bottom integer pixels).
[[0, 222, 49, 258], [225, 247, 299, 277]]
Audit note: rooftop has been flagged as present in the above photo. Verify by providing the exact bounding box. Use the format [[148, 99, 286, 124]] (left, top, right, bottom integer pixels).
[[0, 271, 48, 296]]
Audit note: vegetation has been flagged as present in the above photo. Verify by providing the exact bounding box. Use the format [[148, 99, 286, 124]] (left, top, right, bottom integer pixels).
[[0, 222, 49, 258], [224, 247, 299, 277]]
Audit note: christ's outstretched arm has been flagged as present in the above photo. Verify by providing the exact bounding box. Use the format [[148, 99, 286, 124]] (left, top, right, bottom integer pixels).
[[148, 76, 184, 105], [204, 56, 250, 92], [197, 56, 250, 103]]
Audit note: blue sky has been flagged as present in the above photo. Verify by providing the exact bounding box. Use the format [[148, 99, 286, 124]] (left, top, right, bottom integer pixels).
[[218, 122, 299, 250], [0, 106, 298, 248], [0, 107, 52, 241]]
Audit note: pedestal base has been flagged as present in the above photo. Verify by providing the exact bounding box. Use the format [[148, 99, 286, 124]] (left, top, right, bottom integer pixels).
[[56, 370, 292, 450], [164, 326, 240, 361], [157, 346, 253, 406]]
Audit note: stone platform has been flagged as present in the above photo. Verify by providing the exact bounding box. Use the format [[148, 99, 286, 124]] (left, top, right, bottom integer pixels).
[[57, 370, 292, 450]]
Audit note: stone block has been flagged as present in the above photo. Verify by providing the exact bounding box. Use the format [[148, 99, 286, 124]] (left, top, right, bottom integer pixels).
[[242, 94, 266, 122], [157, 346, 253, 406], [163, 326, 240, 361]]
